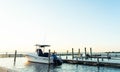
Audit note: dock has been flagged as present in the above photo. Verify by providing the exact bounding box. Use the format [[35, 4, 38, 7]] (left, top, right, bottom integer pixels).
[[0, 53, 24, 58], [62, 59, 120, 68], [57, 48, 120, 68]]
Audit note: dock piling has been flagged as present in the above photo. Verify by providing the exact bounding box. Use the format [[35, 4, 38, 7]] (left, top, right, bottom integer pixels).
[[48, 49, 51, 72], [84, 47, 87, 59], [90, 48, 92, 60], [78, 49, 80, 59], [102, 57, 104, 61], [14, 50, 17, 66], [72, 48, 74, 59], [66, 50, 68, 59], [48, 49, 50, 66], [97, 57, 99, 65], [81, 54, 83, 60], [6, 52, 8, 57]]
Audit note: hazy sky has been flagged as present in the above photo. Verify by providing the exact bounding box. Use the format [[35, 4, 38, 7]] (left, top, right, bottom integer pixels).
[[0, 0, 120, 52]]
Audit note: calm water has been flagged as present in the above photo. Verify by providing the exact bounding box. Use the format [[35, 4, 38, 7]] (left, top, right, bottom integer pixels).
[[0, 57, 120, 72]]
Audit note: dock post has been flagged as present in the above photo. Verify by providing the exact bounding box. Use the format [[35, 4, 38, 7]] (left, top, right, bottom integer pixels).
[[107, 52, 110, 60], [81, 54, 83, 60], [102, 57, 104, 61], [72, 48, 74, 59], [48, 49, 51, 66], [48, 49, 51, 72], [66, 50, 68, 59], [14, 50, 17, 66], [107, 52, 109, 57], [78, 49, 80, 59], [97, 57, 99, 65], [90, 48, 92, 60], [6, 52, 8, 57], [84, 47, 87, 59]]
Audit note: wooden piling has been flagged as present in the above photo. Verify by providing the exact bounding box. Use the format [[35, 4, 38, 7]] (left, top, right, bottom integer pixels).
[[72, 48, 74, 59], [97, 57, 99, 65], [90, 48, 92, 60], [48, 49, 50, 66], [48, 49, 51, 72], [6, 52, 8, 57], [107, 52, 109, 57], [66, 50, 68, 59], [81, 54, 83, 60], [102, 57, 104, 61], [78, 49, 80, 58], [14, 50, 17, 66], [107, 52, 110, 60], [84, 47, 87, 59]]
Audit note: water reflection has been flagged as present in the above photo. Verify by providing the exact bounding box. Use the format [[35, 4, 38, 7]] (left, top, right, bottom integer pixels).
[[23, 62, 120, 72], [23, 62, 61, 72], [1, 57, 120, 72], [24, 62, 49, 72]]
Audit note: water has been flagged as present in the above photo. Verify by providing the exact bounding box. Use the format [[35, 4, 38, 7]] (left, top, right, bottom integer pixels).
[[0, 57, 120, 72]]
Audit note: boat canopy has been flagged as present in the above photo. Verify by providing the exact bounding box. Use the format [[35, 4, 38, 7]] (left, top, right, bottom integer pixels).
[[35, 44, 50, 48]]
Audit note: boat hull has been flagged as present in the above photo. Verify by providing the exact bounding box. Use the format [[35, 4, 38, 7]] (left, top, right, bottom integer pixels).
[[25, 53, 54, 64]]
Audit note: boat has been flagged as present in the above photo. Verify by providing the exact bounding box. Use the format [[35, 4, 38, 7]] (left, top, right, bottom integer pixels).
[[25, 44, 62, 66]]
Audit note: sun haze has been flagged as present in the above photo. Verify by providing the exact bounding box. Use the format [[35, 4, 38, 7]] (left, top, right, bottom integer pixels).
[[0, 0, 120, 52]]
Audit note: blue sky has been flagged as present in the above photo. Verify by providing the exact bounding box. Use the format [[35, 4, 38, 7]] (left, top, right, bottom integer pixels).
[[0, 0, 120, 52]]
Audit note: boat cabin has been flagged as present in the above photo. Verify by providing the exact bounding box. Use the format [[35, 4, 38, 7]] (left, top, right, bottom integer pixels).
[[35, 44, 50, 57]]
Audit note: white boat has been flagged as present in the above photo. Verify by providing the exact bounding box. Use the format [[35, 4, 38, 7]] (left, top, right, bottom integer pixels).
[[25, 44, 62, 66]]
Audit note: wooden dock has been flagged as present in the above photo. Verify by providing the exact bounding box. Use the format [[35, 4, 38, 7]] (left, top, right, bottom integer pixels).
[[62, 59, 120, 68], [0, 54, 25, 58], [56, 48, 120, 68]]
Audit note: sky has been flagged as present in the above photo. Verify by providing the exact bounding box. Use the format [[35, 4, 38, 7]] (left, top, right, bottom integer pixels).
[[0, 0, 120, 53]]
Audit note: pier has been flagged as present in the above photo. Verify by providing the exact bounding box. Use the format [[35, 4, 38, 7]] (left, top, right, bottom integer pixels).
[[57, 48, 120, 68], [0, 53, 24, 58], [62, 59, 120, 68]]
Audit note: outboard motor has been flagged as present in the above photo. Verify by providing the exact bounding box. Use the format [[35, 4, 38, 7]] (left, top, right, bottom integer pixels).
[[55, 58, 62, 66], [52, 53, 62, 66]]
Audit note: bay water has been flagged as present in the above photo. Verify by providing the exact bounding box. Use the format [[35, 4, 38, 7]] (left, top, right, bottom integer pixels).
[[0, 57, 120, 72]]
